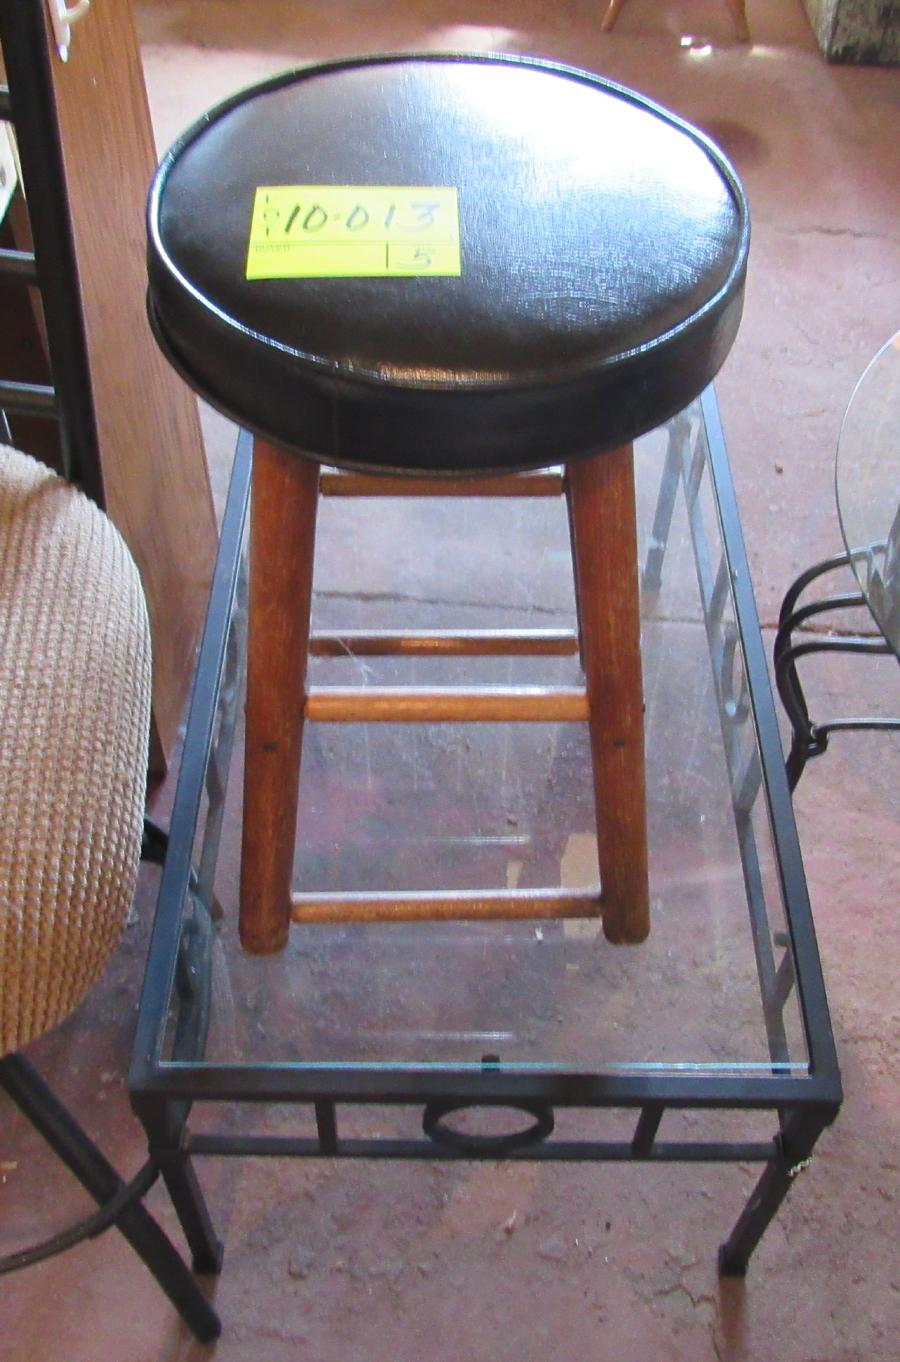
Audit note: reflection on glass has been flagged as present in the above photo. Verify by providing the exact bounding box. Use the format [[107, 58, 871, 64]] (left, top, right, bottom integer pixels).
[[836, 330, 900, 656], [161, 401, 810, 1078]]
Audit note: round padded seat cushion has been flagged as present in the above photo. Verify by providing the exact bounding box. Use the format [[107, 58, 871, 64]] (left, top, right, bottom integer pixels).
[[148, 52, 749, 474], [0, 448, 151, 1054]]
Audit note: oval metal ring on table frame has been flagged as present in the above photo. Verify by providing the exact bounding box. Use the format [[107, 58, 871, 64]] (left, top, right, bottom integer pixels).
[[422, 1100, 555, 1155]]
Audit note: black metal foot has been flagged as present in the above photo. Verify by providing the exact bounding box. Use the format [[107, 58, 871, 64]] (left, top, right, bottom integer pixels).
[[718, 1242, 748, 1277], [192, 1239, 226, 1276]]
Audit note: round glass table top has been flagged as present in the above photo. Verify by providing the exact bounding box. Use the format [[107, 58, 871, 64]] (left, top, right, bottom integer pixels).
[[836, 329, 900, 658]]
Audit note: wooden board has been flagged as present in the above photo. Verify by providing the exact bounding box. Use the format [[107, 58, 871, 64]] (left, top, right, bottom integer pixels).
[[37, 0, 217, 772]]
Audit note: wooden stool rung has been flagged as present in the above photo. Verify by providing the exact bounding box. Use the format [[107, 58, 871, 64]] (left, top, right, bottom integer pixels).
[[304, 685, 589, 723], [320, 469, 565, 498], [291, 886, 603, 924], [309, 628, 580, 658]]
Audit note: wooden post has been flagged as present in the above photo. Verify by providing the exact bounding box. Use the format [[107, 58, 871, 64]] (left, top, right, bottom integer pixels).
[[240, 438, 319, 955], [32, 0, 218, 772], [726, 0, 751, 42], [600, 0, 629, 32], [566, 446, 650, 943]]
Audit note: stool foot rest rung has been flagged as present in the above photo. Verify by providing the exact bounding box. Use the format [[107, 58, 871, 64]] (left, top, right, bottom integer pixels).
[[304, 685, 589, 723], [309, 628, 580, 658], [320, 469, 565, 498], [291, 886, 604, 924]]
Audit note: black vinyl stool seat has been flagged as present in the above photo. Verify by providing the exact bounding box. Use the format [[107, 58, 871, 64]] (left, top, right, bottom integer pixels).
[[146, 52, 748, 954], [148, 53, 747, 475]]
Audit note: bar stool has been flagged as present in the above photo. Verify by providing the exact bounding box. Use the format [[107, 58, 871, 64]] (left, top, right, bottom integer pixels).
[[146, 53, 748, 955]]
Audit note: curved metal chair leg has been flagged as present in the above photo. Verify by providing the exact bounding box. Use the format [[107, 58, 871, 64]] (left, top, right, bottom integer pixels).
[[774, 549, 900, 790], [0, 1054, 220, 1341]]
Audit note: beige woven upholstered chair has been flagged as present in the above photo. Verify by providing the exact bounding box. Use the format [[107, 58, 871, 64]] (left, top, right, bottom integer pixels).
[[0, 445, 218, 1340], [0, 445, 151, 1054]]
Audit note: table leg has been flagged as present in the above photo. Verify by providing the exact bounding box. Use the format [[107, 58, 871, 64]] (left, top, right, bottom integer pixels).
[[719, 1111, 833, 1274]]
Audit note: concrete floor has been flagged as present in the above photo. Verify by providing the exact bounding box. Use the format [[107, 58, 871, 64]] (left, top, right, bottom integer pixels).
[[1, 1, 899, 1358]]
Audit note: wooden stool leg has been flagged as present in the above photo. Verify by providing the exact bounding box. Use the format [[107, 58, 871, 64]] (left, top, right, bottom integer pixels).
[[600, 0, 629, 33], [566, 446, 649, 943], [241, 438, 319, 954], [726, 0, 751, 42]]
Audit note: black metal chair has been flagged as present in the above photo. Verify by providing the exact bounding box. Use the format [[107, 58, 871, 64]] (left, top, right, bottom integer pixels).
[[0, 6, 219, 1340], [0, 445, 215, 1343]]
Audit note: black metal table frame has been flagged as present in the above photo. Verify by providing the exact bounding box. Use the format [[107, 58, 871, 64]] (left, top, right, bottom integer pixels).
[[128, 388, 842, 1327]]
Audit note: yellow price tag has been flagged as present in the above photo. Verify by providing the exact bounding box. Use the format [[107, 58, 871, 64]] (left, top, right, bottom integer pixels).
[[246, 185, 461, 279]]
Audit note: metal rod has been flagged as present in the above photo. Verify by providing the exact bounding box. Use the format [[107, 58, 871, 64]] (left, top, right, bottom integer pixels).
[[631, 1103, 664, 1156], [0, 246, 38, 281], [304, 685, 589, 723], [779, 635, 894, 668], [815, 716, 900, 738], [0, 377, 56, 415], [315, 1101, 338, 1154], [777, 548, 868, 628], [186, 1132, 778, 1164], [129, 430, 252, 1079], [681, 409, 791, 1067], [777, 590, 870, 644], [0, 0, 104, 503], [134, 1054, 834, 1107], [701, 387, 841, 1095], [291, 885, 603, 924], [642, 410, 688, 592], [0, 1159, 159, 1275], [774, 551, 897, 788], [195, 556, 247, 913], [309, 628, 580, 657]]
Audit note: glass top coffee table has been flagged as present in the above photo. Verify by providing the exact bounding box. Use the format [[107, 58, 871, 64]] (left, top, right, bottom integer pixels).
[[129, 389, 841, 1327]]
